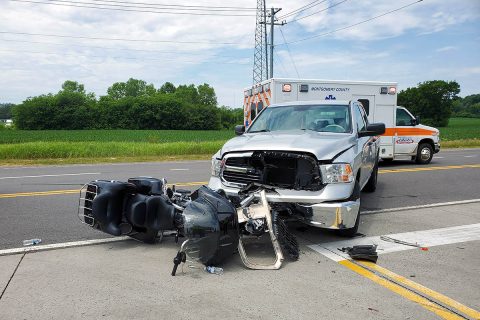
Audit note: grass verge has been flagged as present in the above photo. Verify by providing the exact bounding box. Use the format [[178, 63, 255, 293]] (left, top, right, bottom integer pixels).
[[0, 141, 223, 164], [441, 139, 480, 149]]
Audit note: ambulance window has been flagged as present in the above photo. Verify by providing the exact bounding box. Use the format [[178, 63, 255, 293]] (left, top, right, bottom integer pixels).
[[357, 99, 370, 115], [250, 103, 257, 120], [396, 108, 414, 126]]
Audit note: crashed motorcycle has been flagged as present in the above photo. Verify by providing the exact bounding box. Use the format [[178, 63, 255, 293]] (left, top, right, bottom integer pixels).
[[77, 177, 299, 275]]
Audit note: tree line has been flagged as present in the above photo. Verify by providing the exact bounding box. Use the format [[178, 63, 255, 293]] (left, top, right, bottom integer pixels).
[[398, 80, 478, 127], [10, 79, 243, 130]]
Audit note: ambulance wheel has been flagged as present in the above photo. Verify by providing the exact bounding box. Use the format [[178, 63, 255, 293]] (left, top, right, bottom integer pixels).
[[337, 182, 361, 238], [415, 143, 433, 164]]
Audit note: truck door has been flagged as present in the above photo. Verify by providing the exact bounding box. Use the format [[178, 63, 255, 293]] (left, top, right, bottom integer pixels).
[[394, 107, 418, 155], [354, 103, 374, 187], [353, 95, 375, 123]]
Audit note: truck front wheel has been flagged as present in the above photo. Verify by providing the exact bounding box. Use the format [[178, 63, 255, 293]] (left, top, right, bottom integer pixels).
[[336, 182, 361, 238], [415, 143, 433, 164]]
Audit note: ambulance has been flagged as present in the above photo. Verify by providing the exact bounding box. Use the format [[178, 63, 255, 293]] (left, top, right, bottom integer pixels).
[[243, 78, 440, 164]]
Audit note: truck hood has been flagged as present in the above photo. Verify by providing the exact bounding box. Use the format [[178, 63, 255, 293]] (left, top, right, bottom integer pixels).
[[220, 130, 356, 161]]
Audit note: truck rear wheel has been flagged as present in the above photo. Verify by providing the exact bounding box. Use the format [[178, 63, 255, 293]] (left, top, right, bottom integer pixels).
[[415, 143, 433, 164], [336, 182, 361, 238]]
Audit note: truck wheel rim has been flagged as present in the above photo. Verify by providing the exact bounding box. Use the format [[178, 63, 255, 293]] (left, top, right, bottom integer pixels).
[[421, 147, 431, 161]]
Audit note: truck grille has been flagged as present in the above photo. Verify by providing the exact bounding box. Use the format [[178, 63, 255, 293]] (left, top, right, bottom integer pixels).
[[222, 157, 262, 185], [221, 151, 323, 191]]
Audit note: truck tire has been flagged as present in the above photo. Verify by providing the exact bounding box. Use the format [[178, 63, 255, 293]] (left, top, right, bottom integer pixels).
[[363, 159, 378, 193], [337, 182, 361, 238], [415, 143, 433, 164]]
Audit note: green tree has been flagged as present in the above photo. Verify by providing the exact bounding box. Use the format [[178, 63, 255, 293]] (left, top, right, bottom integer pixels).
[[107, 78, 156, 100], [0, 103, 15, 119], [398, 80, 460, 127], [159, 82, 176, 94], [197, 83, 217, 106]]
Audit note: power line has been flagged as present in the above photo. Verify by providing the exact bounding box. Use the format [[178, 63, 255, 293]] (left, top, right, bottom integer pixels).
[[0, 31, 242, 45], [22, 0, 255, 12], [288, 0, 349, 23], [0, 38, 249, 59], [274, 50, 289, 78], [278, 0, 327, 19], [284, 0, 424, 45], [85, 0, 256, 10], [0, 48, 251, 65], [8, 0, 256, 16], [279, 28, 299, 78]]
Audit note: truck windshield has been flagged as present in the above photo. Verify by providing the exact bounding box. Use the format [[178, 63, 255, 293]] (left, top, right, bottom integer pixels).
[[248, 104, 352, 133]]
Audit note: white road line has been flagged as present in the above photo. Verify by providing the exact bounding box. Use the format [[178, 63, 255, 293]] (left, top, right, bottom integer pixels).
[[0, 237, 130, 257], [0, 172, 101, 180], [362, 198, 480, 215], [169, 168, 190, 171], [464, 155, 477, 158], [434, 156, 444, 158], [309, 223, 480, 262]]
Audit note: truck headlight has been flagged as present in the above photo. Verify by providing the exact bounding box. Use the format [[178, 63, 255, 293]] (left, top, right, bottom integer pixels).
[[320, 163, 354, 184], [211, 157, 223, 177]]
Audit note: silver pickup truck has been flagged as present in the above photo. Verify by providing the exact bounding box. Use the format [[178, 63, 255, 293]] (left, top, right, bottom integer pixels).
[[208, 100, 385, 237]]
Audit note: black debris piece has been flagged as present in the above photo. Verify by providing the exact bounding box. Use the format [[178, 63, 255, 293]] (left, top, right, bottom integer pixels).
[[339, 245, 378, 263]]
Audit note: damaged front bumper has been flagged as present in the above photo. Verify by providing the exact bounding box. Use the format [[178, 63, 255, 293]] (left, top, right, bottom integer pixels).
[[208, 176, 359, 230], [296, 200, 360, 229]]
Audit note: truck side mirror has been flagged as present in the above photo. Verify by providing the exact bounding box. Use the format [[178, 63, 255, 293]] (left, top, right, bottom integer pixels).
[[235, 125, 245, 135], [359, 123, 385, 137]]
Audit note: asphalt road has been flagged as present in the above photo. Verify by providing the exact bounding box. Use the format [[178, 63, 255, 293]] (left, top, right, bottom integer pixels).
[[0, 148, 479, 249]]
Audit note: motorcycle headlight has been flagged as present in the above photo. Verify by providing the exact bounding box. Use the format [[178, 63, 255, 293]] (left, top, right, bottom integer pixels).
[[320, 163, 354, 184], [211, 157, 223, 177]]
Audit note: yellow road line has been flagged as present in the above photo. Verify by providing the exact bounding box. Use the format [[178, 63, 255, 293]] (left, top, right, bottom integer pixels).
[[0, 164, 478, 199], [0, 182, 208, 199], [379, 164, 480, 174], [358, 261, 480, 320], [339, 260, 465, 320]]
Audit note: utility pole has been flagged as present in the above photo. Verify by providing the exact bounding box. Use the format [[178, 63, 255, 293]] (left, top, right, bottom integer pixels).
[[252, 0, 268, 84], [267, 8, 285, 79]]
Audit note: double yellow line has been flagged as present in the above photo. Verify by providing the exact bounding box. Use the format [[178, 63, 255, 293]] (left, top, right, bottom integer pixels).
[[379, 164, 480, 174], [0, 164, 478, 199], [0, 181, 207, 199], [340, 260, 480, 319]]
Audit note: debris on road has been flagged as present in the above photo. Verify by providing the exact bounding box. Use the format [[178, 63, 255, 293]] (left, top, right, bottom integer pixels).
[[23, 238, 41, 246], [339, 245, 378, 263], [380, 235, 428, 250]]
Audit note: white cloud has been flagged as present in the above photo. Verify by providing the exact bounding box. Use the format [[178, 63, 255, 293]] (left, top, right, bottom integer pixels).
[[436, 46, 457, 52]]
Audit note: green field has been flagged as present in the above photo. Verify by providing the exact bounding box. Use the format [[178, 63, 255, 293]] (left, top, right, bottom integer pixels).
[[0, 130, 235, 144], [439, 118, 480, 141], [0, 119, 478, 165]]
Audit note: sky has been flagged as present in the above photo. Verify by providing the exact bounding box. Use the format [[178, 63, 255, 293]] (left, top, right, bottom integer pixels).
[[0, 0, 479, 108]]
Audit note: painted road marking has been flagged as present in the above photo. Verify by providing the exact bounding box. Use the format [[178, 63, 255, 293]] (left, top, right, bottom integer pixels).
[[0, 163, 478, 199], [339, 260, 466, 320], [309, 223, 480, 262], [379, 164, 480, 174], [0, 181, 207, 199], [170, 168, 190, 171], [358, 261, 480, 320], [362, 198, 480, 215], [0, 172, 101, 180], [0, 237, 131, 257], [464, 155, 477, 158]]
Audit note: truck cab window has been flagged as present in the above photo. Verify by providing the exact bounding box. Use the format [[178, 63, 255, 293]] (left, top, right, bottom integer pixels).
[[357, 99, 370, 116], [396, 108, 414, 126], [354, 104, 366, 132]]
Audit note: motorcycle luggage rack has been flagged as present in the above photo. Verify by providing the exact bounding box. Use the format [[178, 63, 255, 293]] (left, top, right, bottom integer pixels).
[[237, 190, 284, 270], [77, 183, 98, 227]]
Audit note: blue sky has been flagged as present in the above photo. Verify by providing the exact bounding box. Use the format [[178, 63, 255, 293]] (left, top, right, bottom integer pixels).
[[0, 0, 479, 108]]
